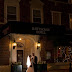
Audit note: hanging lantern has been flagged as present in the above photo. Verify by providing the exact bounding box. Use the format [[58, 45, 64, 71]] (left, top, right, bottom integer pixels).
[[13, 40, 17, 49], [37, 41, 41, 49]]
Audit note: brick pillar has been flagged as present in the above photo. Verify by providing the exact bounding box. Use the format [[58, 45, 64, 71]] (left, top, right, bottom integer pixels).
[[0, 35, 10, 65], [20, 0, 30, 23]]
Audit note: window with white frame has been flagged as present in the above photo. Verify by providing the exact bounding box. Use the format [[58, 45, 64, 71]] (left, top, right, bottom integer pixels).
[[69, 14, 72, 29], [33, 9, 41, 24], [4, 0, 20, 23], [7, 6, 16, 21], [52, 12, 61, 25]]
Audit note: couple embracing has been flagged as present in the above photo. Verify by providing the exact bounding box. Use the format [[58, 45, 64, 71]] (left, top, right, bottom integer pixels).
[[26, 53, 37, 72]]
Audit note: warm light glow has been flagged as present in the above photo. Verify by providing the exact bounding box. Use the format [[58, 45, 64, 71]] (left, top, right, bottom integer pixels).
[[19, 38, 22, 40], [70, 19, 72, 21], [37, 43, 41, 47], [13, 42, 17, 46], [59, 48, 61, 49]]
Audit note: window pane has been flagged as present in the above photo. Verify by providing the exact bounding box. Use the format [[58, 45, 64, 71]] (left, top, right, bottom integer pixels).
[[7, 15, 16, 21], [33, 9, 41, 23], [33, 18, 41, 23], [7, 6, 16, 21], [46, 52, 51, 59], [7, 6, 16, 14], [33, 10, 41, 17]]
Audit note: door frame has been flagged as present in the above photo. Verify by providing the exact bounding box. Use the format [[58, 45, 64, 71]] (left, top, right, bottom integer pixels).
[[17, 50, 24, 67]]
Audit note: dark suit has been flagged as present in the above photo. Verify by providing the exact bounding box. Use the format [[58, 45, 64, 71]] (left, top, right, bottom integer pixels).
[[34, 56, 37, 72]]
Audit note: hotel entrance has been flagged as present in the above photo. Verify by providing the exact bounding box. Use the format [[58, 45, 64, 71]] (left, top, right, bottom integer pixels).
[[0, 21, 67, 72], [17, 50, 23, 66], [11, 34, 40, 68]]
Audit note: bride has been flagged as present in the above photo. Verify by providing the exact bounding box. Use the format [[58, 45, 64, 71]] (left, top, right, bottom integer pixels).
[[26, 55, 34, 72]]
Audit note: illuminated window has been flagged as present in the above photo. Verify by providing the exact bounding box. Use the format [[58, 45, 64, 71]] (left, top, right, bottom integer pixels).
[[52, 11, 61, 25], [33, 9, 41, 24], [7, 6, 16, 21], [46, 52, 51, 59]]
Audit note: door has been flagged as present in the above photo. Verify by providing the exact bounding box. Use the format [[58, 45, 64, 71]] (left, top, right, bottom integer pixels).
[[17, 50, 23, 66]]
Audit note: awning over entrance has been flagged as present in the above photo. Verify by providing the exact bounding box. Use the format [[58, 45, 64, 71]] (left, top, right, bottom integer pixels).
[[0, 21, 72, 46], [0, 21, 65, 37]]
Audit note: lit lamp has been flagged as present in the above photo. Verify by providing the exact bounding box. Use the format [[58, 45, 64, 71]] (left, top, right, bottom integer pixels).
[[13, 40, 17, 49], [37, 41, 41, 49]]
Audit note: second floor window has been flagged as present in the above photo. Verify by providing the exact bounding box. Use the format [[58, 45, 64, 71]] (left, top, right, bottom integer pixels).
[[52, 12, 61, 25], [7, 6, 16, 21], [33, 9, 41, 24]]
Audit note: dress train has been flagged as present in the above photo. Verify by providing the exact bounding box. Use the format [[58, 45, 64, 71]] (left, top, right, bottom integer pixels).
[[26, 66, 34, 72]]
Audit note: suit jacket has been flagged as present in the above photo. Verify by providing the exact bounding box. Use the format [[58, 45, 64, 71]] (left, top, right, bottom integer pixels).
[[34, 56, 37, 64]]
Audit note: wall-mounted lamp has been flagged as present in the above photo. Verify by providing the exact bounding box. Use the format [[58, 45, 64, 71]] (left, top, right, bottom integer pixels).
[[13, 40, 17, 49], [19, 38, 22, 40], [37, 41, 41, 49]]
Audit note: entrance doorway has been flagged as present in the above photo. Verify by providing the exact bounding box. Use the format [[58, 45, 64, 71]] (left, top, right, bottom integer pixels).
[[17, 50, 23, 66]]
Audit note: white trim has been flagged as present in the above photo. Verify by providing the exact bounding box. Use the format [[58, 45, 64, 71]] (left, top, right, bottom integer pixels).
[[4, 0, 20, 23], [51, 11, 61, 25], [32, 8, 43, 24], [30, 0, 44, 24], [32, 8, 41, 23]]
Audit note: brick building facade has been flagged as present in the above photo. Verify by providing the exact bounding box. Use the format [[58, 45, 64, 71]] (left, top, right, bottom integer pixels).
[[0, 0, 72, 68]]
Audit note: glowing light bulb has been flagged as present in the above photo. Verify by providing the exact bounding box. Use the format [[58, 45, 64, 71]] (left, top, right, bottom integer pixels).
[[37, 43, 40, 47], [59, 48, 61, 49], [19, 38, 22, 40], [13, 42, 17, 46]]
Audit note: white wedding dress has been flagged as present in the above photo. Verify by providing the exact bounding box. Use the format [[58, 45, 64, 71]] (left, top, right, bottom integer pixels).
[[26, 56, 34, 72]]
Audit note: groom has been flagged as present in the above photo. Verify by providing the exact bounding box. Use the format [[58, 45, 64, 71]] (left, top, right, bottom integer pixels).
[[32, 53, 37, 72]]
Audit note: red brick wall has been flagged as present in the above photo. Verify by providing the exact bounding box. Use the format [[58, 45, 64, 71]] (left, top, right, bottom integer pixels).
[[41, 0, 72, 29], [61, 13, 69, 30], [19, 0, 72, 29], [0, 35, 10, 65], [20, 0, 31, 23], [40, 36, 54, 62], [0, 0, 4, 22]]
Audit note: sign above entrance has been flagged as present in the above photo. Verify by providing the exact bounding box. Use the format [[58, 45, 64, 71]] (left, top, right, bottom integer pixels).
[[0, 21, 65, 36], [32, 27, 50, 34]]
